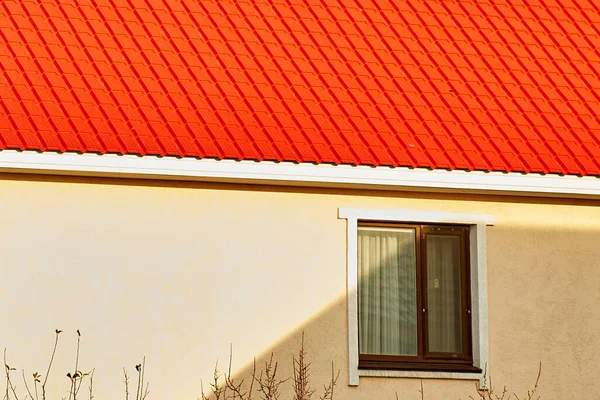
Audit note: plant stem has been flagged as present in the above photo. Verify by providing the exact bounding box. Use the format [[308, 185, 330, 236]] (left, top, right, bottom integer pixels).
[[42, 331, 60, 400]]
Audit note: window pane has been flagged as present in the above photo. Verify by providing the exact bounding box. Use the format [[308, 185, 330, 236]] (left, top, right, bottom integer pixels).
[[358, 228, 417, 356], [426, 234, 463, 354]]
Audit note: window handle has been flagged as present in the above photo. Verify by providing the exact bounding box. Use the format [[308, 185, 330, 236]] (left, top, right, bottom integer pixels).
[[422, 308, 427, 313], [466, 309, 471, 314]]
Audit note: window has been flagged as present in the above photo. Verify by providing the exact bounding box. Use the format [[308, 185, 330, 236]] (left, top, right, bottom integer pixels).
[[339, 208, 493, 386], [357, 222, 477, 372]]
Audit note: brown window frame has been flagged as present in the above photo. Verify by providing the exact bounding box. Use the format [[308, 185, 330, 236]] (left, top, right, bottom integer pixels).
[[357, 221, 480, 373]]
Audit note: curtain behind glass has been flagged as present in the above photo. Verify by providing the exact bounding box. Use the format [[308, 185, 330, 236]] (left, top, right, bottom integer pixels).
[[426, 234, 463, 353], [358, 228, 417, 356]]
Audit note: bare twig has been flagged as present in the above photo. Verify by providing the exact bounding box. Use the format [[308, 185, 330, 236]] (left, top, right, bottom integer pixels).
[[254, 354, 287, 400], [224, 345, 251, 400], [141, 382, 149, 400], [33, 373, 39, 400], [123, 369, 129, 400], [140, 358, 149, 400], [199, 380, 207, 400], [292, 333, 314, 400], [471, 363, 541, 400], [87, 369, 94, 400], [200, 362, 226, 400], [72, 331, 86, 400], [319, 362, 339, 400], [513, 362, 541, 400], [67, 373, 73, 400], [4, 357, 7, 400], [42, 330, 61, 400], [212, 363, 225, 400], [130, 358, 149, 400], [21, 370, 34, 400], [31, 373, 40, 400], [135, 363, 141, 400], [74, 374, 86, 400], [246, 359, 255, 400], [4, 350, 19, 400]]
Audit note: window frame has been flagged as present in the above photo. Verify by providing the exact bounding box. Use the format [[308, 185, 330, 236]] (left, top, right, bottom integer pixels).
[[357, 222, 476, 372], [339, 208, 494, 387]]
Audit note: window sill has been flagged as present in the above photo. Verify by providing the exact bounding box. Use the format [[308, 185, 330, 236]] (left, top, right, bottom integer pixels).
[[359, 361, 481, 373], [358, 369, 483, 382]]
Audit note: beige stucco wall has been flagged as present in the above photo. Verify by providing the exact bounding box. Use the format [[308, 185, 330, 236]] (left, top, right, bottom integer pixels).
[[1, 173, 599, 399]]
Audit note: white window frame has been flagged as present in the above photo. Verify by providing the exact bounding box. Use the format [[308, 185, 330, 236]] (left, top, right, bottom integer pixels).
[[339, 208, 494, 386]]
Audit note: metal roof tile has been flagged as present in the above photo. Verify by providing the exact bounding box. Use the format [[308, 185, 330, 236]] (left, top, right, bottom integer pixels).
[[1, 0, 600, 175]]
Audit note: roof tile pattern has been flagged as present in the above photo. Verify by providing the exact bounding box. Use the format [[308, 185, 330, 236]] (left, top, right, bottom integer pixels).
[[1, 0, 600, 175]]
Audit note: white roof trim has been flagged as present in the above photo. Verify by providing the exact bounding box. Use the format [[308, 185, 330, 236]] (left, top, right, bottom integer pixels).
[[0, 150, 599, 197]]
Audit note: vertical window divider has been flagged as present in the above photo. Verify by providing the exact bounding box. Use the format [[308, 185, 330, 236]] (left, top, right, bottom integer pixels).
[[416, 225, 425, 362]]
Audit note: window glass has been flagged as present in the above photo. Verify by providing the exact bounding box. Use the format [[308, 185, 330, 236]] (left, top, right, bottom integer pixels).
[[425, 234, 463, 354], [358, 227, 417, 356]]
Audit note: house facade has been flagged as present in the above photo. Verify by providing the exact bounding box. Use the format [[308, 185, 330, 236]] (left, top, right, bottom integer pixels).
[[1, 0, 599, 399]]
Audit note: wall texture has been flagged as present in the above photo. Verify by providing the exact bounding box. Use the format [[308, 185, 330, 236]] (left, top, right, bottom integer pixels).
[[0, 174, 598, 399]]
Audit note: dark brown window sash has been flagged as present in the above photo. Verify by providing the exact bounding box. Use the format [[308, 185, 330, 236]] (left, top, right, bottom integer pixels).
[[357, 222, 479, 373]]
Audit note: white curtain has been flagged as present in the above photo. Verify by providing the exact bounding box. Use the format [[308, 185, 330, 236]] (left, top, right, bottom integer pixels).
[[358, 228, 417, 356], [426, 235, 463, 353]]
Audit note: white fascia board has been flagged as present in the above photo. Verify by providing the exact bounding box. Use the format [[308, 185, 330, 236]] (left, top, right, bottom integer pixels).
[[0, 150, 599, 197]]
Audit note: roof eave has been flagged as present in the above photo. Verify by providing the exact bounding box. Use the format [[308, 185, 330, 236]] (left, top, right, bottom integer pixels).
[[0, 150, 598, 199]]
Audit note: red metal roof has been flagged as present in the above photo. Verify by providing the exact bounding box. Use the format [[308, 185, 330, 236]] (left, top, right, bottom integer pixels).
[[1, 0, 600, 176]]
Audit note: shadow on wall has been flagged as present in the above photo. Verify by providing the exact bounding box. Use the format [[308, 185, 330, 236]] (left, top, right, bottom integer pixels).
[[200, 223, 600, 400]]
